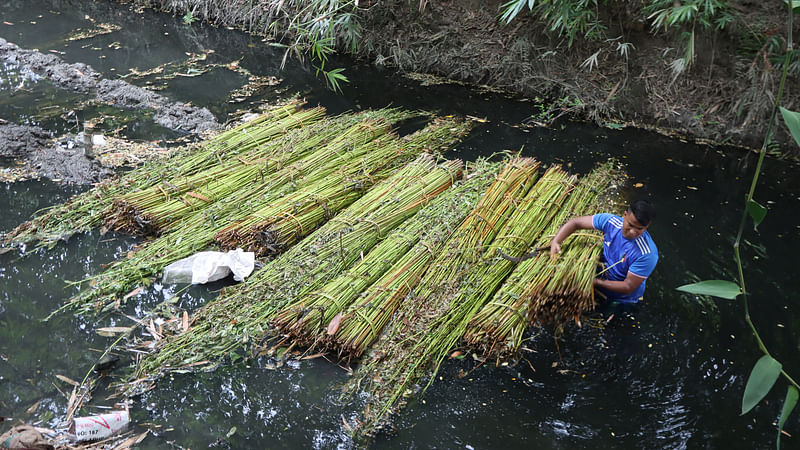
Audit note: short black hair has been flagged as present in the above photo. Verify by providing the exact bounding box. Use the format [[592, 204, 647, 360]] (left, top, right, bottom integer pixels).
[[628, 200, 656, 226]]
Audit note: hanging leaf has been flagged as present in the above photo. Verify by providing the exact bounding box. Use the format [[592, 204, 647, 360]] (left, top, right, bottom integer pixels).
[[746, 200, 767, 230], [780, 107, 800, 148], [778, 386, 798, 449], [782, 0, 800, 10], [676, 280, 741, 299], [741, 355, 782, 415]]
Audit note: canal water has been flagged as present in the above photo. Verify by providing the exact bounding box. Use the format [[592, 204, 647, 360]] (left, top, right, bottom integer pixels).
[[1, 1, 799, 448]]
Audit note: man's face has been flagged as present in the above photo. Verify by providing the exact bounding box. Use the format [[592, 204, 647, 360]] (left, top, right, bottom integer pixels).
[[621, 210, 649, 240]]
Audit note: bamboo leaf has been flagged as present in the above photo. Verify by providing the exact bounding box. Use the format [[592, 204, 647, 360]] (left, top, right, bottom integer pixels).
[[778, 386, 798, 449], [780, 107, 800, 148], [676, 280, 741, 299], [746, 199, 767, 230], [741, 355, 782, 415]]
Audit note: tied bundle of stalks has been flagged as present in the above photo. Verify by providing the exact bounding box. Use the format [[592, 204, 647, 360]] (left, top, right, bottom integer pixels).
[[327, 159, 502, 360], [340, 157, 541, 433], [526, 162, 623, 326], [106, 107, 418, 235], [55, 112, 450, 317], [2, 101, 306, 247], [131, 155, 465, 380], [272, 159, 498, 351], [105, 105, 329, 234], [56, 115, 471, 318], [462, 164, 619, 358], [212, 116, 469, 256]]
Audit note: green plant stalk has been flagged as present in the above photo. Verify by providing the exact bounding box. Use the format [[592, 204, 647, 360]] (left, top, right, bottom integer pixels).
[[130, 155, 465, 379], [342, 159, 545, 432], [361, 167, 573, 431], [280, 160, 499, 352], [53, 112, 447, 317], [731, 0, 799, 391], [2, 101, 307, 246]]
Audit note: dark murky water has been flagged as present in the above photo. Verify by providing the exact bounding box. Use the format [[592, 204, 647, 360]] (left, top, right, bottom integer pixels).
[[2, 1, 799, 449]]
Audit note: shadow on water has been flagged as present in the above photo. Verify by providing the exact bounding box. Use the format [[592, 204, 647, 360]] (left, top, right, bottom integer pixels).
[[1, 1, 799, 449]]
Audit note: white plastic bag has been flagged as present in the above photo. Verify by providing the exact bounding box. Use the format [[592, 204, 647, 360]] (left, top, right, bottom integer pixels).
[[162, 249, 255, 284]]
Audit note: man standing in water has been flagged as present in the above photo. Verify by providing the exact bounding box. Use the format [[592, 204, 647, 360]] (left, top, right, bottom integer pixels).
[[550, 200, 658, 311]]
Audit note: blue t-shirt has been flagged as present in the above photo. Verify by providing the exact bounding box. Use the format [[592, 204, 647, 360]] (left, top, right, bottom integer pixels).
[[592, 213, 658, 304]]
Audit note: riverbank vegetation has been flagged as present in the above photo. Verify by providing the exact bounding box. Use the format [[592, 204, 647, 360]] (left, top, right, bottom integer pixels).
[[132, 0, 799, 152]]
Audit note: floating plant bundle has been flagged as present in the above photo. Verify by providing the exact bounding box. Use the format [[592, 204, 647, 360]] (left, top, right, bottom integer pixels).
[[105, 107, 416, 235], [326, 159, 503, 360], [212, 116, 470, 255], [2, 101, 307, 246], [54, 115, 461, 317], [271, 159, 501, 351], [354, 166, 575, 434], [462, 163, 618, 357], [341, 158, 541, 432], [526, 162, 623, 326], [131, 155, 465, 380], [104, 105, 328, 234]]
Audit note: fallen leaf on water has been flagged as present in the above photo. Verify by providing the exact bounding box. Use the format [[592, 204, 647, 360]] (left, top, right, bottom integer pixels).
[[26, 400, 41, 415], [449, 350, 464, 359], [326, 312, 343, 335], [96, 326, 133, 336], [3, 22, 13, 26], [633, 182, 644, 188], [301, 353, 325, 360], [123, 287, 142, 300], [55, 374, 79, 386]]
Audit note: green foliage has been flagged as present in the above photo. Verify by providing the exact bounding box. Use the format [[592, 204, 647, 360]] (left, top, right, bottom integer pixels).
[[644, 0, 733, 32], [266, 1, 362, 91], [675, 2, 799, 446], [499, 0, 606, 47], [746, 200, 767, 230], [742, 355, 782, 415], [676, 280, 741, 299], [182, 10, 195, 25], [779, 386, 798, 449], [779, 106, 800, 148]]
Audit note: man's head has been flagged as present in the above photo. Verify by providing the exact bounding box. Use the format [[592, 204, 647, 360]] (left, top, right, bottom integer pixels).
[[621, 200, 656, 240]]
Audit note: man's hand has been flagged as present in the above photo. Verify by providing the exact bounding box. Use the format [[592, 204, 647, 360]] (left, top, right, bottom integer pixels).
[[550, 241, 561, 259], [550, 216, 594, 259]]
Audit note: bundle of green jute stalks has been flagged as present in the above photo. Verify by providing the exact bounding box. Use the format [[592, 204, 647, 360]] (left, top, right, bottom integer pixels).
[[2, 100, 307, 247], [106, 107, 416, 235], [526, 162, 624, 326], [341, 157, 541, 433], [53, 113, 457, 318], [324, 158, 504, 361], [271, 159, 501, 353], [104, 105, 329, 235], [462, 163, 619, 358], [130, 154, 465, 381], [214, 117, 470, 256]]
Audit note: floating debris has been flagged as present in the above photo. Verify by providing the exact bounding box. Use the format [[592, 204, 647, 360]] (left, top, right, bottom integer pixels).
[[66, 23, 122, 41]]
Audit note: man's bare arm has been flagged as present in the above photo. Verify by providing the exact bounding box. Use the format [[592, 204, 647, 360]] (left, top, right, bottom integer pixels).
[[550, 215, 594, 257], [593, 271, 646, 295]]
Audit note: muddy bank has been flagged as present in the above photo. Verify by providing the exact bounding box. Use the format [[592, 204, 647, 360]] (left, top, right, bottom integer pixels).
[[0, 37, 220, 134], [132, 0, 798, 150], [0, 123, 111, 183]]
